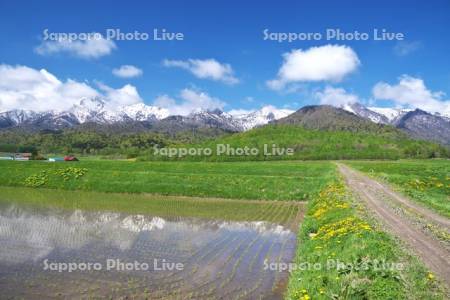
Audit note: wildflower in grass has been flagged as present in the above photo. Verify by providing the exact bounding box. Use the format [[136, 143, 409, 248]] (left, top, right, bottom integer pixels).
[[294, 289, 310, 300], [427, 272, 435, 280], [308, 233, 317, 239], [24, 172, 48, 187], [312, 217, 372, 240]]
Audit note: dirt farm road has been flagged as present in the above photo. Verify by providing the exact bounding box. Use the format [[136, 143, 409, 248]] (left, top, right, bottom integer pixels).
[[337, 163, 450, 287]]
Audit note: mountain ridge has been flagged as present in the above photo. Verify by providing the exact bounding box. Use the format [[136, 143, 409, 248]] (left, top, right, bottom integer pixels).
[[1, 97, 449, 145]]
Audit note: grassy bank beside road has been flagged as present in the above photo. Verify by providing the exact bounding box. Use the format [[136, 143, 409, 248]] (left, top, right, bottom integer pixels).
[[0, 160, 336, 201], [286, 183, 446, 299], [346, 160, 450, 217]]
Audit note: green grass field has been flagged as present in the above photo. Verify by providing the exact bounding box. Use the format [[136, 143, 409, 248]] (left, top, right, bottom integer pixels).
[[0, 160, 336, 200], [346, 160, 450, 217]]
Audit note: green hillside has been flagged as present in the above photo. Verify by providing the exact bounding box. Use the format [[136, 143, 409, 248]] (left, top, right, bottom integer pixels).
[[141, 105, 448, 161], [142, 124, 449, 161]]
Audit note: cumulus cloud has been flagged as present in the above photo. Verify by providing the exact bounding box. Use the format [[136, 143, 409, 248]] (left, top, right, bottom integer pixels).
[[0, 64, 143, 112], [35, 34, 116, 59], [267, 45, 360, 90], [163, 58, 239, 84], [372, 75, 450, 114], [97, 82, 143, 108], [153, 88, 226, 115], [394, 41, 421, 56], [112, 65, 143, 78], [315, 86, 359, 106]]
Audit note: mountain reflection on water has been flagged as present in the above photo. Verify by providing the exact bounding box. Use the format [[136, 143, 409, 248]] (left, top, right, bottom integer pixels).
[[0, 201, 296, 299]]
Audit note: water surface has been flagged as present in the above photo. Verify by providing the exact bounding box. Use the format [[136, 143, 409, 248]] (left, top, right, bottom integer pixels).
[[0, 195, 298, 299]]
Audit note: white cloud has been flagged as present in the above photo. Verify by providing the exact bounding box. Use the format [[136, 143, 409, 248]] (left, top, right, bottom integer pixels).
[[394, 41, 421, 56], [163, 58, 239, 84], [0, 64, 143, 112], [35, 34, 116, 59], [267, 45, 360, 90], [228, 108, 254, 116], [97, 83, 143, 108], [112, 65, 143, 78], [315, 86, 359, 106], [372, 75, 450, 114], [153, 88, 226, 115]]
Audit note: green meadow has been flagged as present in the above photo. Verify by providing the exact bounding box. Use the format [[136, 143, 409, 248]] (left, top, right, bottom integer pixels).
[[0, 160, 335, 200], [347, 160, 450, 217]]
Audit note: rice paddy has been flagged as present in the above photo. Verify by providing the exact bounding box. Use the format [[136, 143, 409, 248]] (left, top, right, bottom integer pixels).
[[0, 187, 304, 299]]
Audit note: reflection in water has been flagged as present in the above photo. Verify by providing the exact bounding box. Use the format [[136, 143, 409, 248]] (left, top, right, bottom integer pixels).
[[0, 202, 296, 299]]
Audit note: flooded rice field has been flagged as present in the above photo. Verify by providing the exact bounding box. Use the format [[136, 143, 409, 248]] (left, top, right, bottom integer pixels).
[[0, 189, 302, 299]]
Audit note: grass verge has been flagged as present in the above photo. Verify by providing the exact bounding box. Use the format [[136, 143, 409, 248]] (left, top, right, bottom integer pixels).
[[286, 182, 446, 299], [346, 160, 450, 217]]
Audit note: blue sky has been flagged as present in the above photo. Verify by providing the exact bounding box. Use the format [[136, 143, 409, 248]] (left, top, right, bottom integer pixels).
[[0, 0, 449, 114]]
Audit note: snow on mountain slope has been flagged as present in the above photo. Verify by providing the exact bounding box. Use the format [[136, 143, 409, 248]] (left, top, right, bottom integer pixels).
[[0, 109, 40, 125], [121, 103, 170, 121], [3, 98, 446, 142], [368, 107, 412, 123], [0, 98, 294, 131], [69, 97, 169, 124], [189, 109, 243, 131], [232, 106, 294, 130], [341, 103, 389, 124]]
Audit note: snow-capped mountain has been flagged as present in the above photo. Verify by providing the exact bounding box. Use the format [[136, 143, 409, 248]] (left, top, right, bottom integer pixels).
[[0, 98, 293, 132], [395, 109, 450, 145], [341, 102, 450, 145], [0, 109, 40, 125], [188, 109, 243, 131], [1, 98, 448, 144], [367, 107, 412, 123], [69, 98, 171, 124], [121, 103, 170, 121], [0, 97, 170, 129], [232, 106, 294, 131], [341, 102, 390, 124]]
